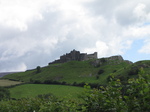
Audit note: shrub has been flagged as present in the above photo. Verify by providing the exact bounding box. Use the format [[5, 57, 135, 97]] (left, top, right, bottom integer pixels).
[[0, 87, 10, 101], [100, 58, 106, 63], [61, 81, 67, 85], [36, 66, 41, 73], [44, 80, 53, 84], [78, 82, 85, 87], [0, 95, 80, 112], [128, 67, 139, 75], [113, 70, 117, 73], [33, 80, 41, 84], [98, 69, 104, 75], [81, 69, 150, 112], [96, 75, 99, 79], [72, 82, 77, 86]]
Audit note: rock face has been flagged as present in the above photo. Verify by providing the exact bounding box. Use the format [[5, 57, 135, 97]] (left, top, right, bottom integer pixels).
[[49, 49, 98, 64], [90, 55, 133, 67], [106, 55, 124, 61]]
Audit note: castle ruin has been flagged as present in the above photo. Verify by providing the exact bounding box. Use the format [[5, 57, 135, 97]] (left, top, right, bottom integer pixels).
[[49, 49, 97, 64]]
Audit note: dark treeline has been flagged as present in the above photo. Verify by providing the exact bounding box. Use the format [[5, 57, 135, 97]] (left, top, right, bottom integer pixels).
[[31, 79, 105, 89]]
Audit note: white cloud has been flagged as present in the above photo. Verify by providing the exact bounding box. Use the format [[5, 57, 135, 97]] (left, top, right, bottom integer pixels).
[[123, 25, 150, 38], [11, 63, 27, 72], [0, 0, 150, 72], [0, 0, 44, 31], [134, 3, 146, 17], [83, 38, 133, 58], [0, 61, 27, 72]]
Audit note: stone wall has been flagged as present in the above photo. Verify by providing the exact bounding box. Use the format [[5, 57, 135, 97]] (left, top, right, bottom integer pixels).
[[85, 52, 98, 60], [49, 50, 98, 64]]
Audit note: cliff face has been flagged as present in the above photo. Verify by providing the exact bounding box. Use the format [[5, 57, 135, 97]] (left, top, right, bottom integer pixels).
[[49, 50, 98, 64]]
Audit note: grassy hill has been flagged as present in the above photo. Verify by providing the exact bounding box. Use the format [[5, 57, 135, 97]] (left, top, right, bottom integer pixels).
[[113, 60, 150, 82], [1, 56, 150, 104], [2, 55, 150, 86], [2, 58, 132, 85]]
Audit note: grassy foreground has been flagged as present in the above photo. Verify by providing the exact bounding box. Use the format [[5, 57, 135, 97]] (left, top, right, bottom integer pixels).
[[0, 72, 150, 112], [9, 84, 84, 99]]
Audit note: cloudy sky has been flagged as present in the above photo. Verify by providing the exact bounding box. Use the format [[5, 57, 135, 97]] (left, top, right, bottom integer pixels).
[[0, 0, 150, 72]]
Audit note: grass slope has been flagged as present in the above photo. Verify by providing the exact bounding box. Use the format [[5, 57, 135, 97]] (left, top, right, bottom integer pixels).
[[9, 84, 84, 99], [113, 60, 150, 81], [2, 59, 131, 85], [0, 79, 23, 87]]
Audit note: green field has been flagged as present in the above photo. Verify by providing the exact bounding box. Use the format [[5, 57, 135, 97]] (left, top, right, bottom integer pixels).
[[3, 59, 130, 85], [9, 84, 84, 99], [3, 59, 150, 103], [0, 79, 23, 87]]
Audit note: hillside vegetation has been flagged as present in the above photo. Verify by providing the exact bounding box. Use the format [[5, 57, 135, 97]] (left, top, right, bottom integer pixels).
[[2, 56, 150, 86], [0, 73, 150, 112], [0, 55, 150, 111], [114, 60, 150, 82], [2, 57, 132, 85]]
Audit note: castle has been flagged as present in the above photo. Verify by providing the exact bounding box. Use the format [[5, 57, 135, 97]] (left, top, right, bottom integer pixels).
[[49, 49, 97, 64]]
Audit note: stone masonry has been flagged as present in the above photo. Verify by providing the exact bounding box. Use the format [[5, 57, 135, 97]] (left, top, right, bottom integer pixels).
[[49, 49, 98, 64]]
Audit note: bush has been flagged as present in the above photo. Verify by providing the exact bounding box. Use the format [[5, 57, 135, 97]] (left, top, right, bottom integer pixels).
[[128, 67, 139, 75], [0, 95, 80, 112], [36, 66, 41, 73], [98, 69, 104, 75], [81, 69, 150, 112], [72, 82, 77, 86], [33, 80, 41, 84], [113, 70, 117, 73], [96, 75, 99, 79], [0, 87, 10, 101], [100, 58, 106, 63], [44, 80, 53, 84]]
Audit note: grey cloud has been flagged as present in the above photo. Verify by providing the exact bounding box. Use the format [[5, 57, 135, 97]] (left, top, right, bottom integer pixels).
[[84, 0, 124, 18], [0, 11, 61, 71], [0, 0, 150, 72], [115, 7, 137, 26]]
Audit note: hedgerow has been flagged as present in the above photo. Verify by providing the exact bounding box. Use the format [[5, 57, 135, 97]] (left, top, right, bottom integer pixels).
[[0, 69, 149, 112]]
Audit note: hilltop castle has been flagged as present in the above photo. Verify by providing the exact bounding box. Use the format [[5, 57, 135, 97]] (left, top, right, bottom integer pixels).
[[49, 49, 97, 64]]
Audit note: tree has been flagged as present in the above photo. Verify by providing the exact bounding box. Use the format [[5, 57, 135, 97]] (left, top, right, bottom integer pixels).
[[36, 66, 41, 73]]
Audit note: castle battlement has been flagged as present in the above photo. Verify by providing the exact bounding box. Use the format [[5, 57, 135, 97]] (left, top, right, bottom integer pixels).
[[49, 50, 97, 64]]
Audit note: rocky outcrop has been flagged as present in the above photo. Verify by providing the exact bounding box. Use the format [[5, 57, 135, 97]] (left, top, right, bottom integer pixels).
[[49, 49, 98, 65], [90, 55, 133, 67], [106, 55, 124, 61], [124, 60, 133, 64]]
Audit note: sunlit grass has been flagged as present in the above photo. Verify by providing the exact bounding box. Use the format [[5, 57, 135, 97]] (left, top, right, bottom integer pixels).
[[9, 84, 84, 99], [0, 79, 23, 87]]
